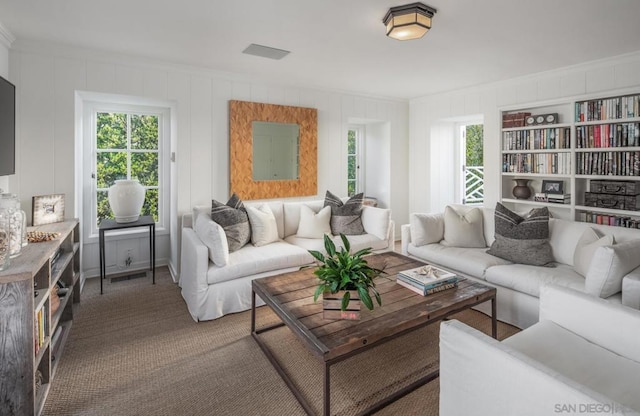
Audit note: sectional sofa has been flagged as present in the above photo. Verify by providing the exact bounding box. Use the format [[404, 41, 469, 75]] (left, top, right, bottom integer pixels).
[[401, 204, 640, 328], [180, 198, 394, 321]]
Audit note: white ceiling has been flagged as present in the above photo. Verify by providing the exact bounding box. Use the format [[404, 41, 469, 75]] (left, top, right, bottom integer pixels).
[[1, 0, 640, 100]]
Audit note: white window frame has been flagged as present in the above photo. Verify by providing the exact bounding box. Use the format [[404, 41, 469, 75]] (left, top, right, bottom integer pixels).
[[81, 98, 170, 240], [347, 125, 365, 196]]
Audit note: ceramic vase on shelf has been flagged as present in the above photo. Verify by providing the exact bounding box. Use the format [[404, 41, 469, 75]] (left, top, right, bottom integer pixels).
[[0, 193, 26, 257], [512, 179, 532, 200], [108, 179, 145, 223], [0, 211, 10, 270]]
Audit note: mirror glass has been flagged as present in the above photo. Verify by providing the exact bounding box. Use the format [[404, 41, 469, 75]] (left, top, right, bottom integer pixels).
[[252, 121, 299, 181]]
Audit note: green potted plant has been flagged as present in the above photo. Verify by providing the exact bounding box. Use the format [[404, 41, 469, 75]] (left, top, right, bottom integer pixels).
[[309, 234, 384, 320]]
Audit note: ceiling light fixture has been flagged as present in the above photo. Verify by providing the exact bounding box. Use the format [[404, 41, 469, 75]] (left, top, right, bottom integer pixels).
[[383, 2, 437, 41]]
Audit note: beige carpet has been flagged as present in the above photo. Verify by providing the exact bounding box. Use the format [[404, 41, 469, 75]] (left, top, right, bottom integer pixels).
[[44, 268, 519, 416]]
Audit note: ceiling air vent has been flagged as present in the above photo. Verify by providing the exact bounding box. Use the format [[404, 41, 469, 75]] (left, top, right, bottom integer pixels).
[[242, 44, 290, 60]]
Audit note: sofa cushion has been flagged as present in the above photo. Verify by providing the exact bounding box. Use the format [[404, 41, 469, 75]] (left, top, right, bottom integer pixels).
[[361, 206, 391, 241], [504, 320, 640, 412], [194, 214, 229, 267], [585, 239, 640, 298], [211, 194, 251, 252], [442, 205, 485, 248], [206, 241, 313, 285], [324, 190, 365, 235], [285, 233, 389, 254], [297, 205, 331, 239], [407, 243, 512, 279], [410, 212, 444, 247], [573, 228, 614, 277], [246, 204, 279, 247], [485, 263, 584, 298], [486, 203, 554, 266], [283, 200, 324, 238]]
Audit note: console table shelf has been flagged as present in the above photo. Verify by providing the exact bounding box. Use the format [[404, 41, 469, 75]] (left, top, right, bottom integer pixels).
[[0, 219, 81, 416]]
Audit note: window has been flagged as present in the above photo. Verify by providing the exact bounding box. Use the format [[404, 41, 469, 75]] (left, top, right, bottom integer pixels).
[[458, 123, 484, 205], [347, 126, 364, 196], [81, 98, 170, 238]]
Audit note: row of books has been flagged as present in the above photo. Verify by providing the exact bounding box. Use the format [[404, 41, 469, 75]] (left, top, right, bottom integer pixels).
[[579, 212, 640, 229], [575, 123, 640, 149], [502, 127, 570, 151], [35, 307, 47, 356], [397, 265, 458, 296], [575, 95, 640, 122], [534, 193, 571, 204], [502, 153, 571, 175], [575, 151, 640, 176]]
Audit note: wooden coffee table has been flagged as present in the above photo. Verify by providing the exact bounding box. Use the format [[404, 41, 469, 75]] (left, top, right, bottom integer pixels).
[[251, 251, 496, 416]]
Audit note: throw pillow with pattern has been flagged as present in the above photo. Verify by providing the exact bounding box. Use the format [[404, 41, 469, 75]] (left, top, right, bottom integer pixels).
[[323, 191, 365, 235], [486, 202, 554, 266], [211, 193, 251, 252]]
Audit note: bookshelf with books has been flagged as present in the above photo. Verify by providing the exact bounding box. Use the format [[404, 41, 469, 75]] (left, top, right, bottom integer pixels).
[[0, 219, 81, 416], [500, 91, 640, 228]]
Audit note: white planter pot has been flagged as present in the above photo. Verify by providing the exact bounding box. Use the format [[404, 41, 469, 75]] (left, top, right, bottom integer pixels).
[[108, 179, 145, 223]]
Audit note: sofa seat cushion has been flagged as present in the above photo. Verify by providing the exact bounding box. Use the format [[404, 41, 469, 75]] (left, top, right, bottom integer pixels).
[[285, 233, 388, 253], [206, 241, 313, 285], [407, 243, 512, 279], [504, 320, 640, 411], [485, 263, 584, 298]]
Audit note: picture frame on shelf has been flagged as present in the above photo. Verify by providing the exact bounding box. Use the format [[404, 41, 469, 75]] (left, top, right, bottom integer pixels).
[[32, 194, 65, 226], [541, 180, 564, 195]]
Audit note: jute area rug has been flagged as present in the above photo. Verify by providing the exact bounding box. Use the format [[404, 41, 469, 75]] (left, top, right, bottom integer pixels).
[[44, 268, 519, 416]]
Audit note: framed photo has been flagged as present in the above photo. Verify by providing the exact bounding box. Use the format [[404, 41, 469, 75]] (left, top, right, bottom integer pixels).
[[32, 194, 65, 226], [541, 180, 564, 195]]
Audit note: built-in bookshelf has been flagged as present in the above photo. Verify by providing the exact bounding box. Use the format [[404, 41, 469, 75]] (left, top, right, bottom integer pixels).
[[500, 92, 640, 227], [0, 220, 80, 415]]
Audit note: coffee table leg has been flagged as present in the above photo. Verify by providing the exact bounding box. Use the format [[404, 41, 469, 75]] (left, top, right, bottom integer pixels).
[[491, 296, 497, 339], [251, 289, 256, 334], [324, 362, 330, 416]]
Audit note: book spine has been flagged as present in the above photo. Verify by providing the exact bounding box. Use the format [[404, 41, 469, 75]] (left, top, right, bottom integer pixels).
[[397, 273, 458, 290], [425, 282, 458, 295]]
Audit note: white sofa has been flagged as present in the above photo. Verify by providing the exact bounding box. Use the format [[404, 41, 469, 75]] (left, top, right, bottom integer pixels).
[[180, 198, 394, 321], [401, 204, 640, 328], [440, 285, 640, 416]]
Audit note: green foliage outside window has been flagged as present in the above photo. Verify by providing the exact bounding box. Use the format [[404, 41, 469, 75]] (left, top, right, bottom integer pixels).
[[465, 124, 483, 166], [96, 112, 160, 226]]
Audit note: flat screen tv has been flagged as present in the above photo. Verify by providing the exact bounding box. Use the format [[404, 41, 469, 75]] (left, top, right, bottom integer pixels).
[[0, 75, 15, 176]]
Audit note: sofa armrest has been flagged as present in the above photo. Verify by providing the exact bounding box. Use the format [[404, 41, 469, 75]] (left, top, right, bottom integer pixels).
[[540, 285, 640, 363], [622, 268, 640, 310], [180, 227, 211, 321], [440, 320, 629, 416], [400, 224, 411, 255]]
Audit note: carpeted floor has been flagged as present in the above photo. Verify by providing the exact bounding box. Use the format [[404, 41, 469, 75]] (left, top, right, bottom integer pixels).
[[44, 267, 519, 416]]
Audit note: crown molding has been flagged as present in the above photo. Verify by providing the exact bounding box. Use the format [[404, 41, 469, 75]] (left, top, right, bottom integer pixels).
[[0, 22, 15, 48]]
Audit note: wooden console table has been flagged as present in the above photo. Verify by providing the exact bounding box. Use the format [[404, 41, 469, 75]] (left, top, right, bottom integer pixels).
[[98, 215, 155, 294]]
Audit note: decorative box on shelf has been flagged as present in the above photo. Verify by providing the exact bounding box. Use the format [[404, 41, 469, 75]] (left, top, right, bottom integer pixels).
[[584, 193, 640, 211], [590, 180, 640, 196]]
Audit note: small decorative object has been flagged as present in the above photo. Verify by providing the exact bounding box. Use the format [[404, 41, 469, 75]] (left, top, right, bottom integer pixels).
[[0, 211, 10, 270], [32, 193, 65, 226], [1, 193, 26, 256], [512, 179, 532, 200], [541, 180, 564, 195], [310, 234, 384, 320], [108, 179, 145, 223], [27, 231, 60, 243]]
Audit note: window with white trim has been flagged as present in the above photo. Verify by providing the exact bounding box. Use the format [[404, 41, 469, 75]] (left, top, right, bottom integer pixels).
[[347, 126, 364, 196]]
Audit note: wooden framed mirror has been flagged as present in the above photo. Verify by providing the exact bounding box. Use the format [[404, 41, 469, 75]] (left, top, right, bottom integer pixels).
[[229, 100, 317, 199]]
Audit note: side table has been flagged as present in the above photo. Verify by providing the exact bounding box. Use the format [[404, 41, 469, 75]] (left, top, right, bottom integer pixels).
[[98, 215, 155, 294]]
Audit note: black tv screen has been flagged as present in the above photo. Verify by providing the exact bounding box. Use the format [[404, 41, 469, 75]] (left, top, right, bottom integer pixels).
[[0, 75, 15, 176]]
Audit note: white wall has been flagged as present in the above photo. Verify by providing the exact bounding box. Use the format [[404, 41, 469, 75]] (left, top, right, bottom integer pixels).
[[364, 122, 391, 208], [410, 51, 640, 214], [8, 40, 409, 279]]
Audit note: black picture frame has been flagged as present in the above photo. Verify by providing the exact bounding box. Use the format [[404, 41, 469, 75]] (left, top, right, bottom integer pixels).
[[541, 180, 564, 195]]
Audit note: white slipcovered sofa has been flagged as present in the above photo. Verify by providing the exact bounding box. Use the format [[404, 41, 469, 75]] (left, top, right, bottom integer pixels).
[[180, 198, 394, 321], [440, 284, 640, 415], [401, 204, 640, 328]]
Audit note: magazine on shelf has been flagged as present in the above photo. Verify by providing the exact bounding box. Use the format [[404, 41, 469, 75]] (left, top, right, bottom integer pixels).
[[396, 278, 458, 296], [398, 265, 457, 287]]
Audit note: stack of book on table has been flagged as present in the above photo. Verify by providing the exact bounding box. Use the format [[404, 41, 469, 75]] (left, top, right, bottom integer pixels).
[[396, 265, 458, 296]]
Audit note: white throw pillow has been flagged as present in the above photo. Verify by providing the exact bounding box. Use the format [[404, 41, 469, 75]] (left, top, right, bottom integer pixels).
[[361, 206, 391, 241], [246, 204, 279, 247], [297, 205, 331, 239], [194, 215, 229, 266], [573, 228, 614, 277], [441, 206, 486, 248], [585, 239, 640, 298], [410, 213, 444, 247]]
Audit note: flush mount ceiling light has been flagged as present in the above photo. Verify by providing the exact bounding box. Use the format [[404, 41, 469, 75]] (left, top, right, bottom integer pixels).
[[383, 2, 437, 41]]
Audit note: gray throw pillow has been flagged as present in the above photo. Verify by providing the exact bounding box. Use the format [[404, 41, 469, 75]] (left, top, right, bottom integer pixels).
[[486, 203, 554, 266], [324, 191, 365, 235], [211, 193, 251, 252]]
